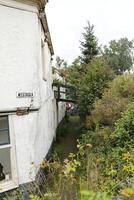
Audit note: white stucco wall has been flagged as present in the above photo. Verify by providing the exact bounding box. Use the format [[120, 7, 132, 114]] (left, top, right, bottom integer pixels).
[[13, 99, 56, 184], [0, 0, 65, 189], [53, 71, 66, 124], [58, 102, 66, 123], [0, 2, 40, 110]]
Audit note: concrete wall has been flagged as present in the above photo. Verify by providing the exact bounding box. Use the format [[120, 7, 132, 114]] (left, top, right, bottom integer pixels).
[[0, 0, 65, 188]]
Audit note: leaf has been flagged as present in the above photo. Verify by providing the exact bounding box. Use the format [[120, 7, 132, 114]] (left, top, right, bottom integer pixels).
[[121, 188, 134, 197]]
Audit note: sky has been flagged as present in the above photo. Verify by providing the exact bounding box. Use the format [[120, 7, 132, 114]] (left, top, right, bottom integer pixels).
[[46, 0, 134, 64]]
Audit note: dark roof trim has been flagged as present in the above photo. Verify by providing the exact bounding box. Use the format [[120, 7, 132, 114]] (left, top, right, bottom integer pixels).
[[39, 12, 54, 55]]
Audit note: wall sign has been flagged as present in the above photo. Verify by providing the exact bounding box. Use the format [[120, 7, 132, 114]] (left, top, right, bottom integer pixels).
[[16, 92, 34, 98]]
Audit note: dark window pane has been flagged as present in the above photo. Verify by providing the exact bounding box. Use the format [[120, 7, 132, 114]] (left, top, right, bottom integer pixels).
[[0, 130, 10, 145], [0, 148, 11, 182], [0, 117, 10, 145], [0, 117, 8, 130]]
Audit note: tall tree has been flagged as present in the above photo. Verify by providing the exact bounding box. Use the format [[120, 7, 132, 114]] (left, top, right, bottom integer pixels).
[[65, 57, 114, 119], [80, 21, 99, 64], [103, 38, 134, 74]]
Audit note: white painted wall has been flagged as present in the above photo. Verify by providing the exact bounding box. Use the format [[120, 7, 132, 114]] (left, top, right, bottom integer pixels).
[[0, 3, 40, 110], [58, 102, 66, 123], [53, 71, 66, 124], [0, 0, 65, 189]]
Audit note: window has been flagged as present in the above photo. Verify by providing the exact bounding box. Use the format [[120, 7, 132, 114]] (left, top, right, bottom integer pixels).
[[0, 116, 18, 193]]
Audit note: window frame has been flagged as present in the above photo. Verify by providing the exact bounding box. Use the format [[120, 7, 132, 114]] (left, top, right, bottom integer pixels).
[[0, 116, 18, 193]]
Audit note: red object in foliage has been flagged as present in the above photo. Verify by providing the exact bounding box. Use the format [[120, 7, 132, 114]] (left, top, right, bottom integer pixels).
[[66, 103, 72, 110]]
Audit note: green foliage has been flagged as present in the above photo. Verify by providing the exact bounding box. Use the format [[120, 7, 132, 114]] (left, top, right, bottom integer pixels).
[[111, 102, 134, 147], [80, 102, 134, 197], [64, 56, 84, 86], [83, 75, 134, 196], [56, 120, 69, 137], [87, 74, 134, 129], [106, 103, 134, 194], [65, 57, 114, 119], [29, 195, 41, 200], [80, 21, 99, 64], [28, 138, 110, 200], [78, 58, 114, 118], [103, 38, 134, 74], [79, 190, 111, 200]]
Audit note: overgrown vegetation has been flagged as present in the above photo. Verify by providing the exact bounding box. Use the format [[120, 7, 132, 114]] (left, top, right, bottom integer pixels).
[[77, 58, 114, 118], [51, 21, 134, 199], [80, 102, 134, 198], [87, 74, 134, 130], [64, 22, 134, 119], [65, 57, 115, 119]]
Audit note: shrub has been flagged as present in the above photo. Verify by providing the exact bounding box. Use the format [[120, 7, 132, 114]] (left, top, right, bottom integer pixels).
[[78, 57, 114, 119], [87, 74, 134, 129], [104, 103, 134, 194], [111, 102, 134, 147], [81, 103, 134, 196]]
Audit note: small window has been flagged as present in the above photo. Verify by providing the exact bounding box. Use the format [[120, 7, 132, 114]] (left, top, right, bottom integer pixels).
[[0, 116, 18, 192], [0, 117, 11, 183]]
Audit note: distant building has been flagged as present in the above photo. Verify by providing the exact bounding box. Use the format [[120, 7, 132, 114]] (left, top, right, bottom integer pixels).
[[0, 0, 65, 193]]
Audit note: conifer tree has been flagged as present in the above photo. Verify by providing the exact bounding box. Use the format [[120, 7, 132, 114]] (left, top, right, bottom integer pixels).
[[80, 21, 99, 64]]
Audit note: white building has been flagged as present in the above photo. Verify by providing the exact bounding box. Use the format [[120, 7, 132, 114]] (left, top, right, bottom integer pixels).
[[0, 0, 65, 193]]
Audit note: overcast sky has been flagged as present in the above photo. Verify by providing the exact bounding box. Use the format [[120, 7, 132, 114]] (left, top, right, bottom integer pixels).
[[46, 0, 134, 64]]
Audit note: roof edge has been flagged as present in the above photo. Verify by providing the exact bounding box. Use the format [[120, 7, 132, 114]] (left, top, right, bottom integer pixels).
[[39, 11, 54, 55]]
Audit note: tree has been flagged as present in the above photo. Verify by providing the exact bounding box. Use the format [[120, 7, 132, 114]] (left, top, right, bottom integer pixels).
[[103, 38, 134, 74], [80, 21, 99, 64], [64, 59, 114, 120], [78, 58, 115, 119], [64, 56, 85, 86]]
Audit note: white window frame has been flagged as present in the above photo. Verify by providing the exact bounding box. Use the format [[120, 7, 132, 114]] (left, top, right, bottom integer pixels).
[[0, 116, 18, 193]]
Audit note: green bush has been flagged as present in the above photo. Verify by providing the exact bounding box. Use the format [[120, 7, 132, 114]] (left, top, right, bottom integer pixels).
[[78, 57, 114, 119], [104, 103, 134, 194], [87, 74, 134, 129], [111, 102, 134, 147], [80, 103, 134, 196]]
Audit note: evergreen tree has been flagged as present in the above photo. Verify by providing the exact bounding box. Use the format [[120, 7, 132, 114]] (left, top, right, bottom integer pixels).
[[80, 21, 99, 64]]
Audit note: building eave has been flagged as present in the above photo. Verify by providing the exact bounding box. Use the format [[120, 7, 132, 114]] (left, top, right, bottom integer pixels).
[[39, 12, 54, 55]]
